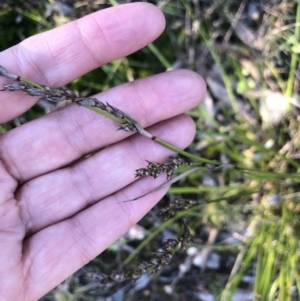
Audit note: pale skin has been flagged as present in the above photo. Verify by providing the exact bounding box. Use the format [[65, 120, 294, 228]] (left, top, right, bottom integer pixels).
[[0, 3, 206, 301]]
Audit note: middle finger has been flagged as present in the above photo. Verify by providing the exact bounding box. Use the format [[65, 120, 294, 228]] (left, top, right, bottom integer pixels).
[[18, 114, 196, 235]]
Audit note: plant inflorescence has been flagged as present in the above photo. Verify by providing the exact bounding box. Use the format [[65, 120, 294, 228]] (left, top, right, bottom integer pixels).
[[0, 64, 216, 286]]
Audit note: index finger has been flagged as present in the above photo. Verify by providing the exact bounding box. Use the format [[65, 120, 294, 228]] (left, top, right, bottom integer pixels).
[[0, 3, 165, 122]]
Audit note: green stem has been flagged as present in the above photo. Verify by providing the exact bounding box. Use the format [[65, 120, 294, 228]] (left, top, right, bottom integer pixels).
[[1, 64, 221, 166], [285, 0, 300, 97], [86, 105, 125, 124], [199, 25, 238, 113], [154, 137, 219, 165], [147, 43, 173, 70], [20, 76, 45, 89], [86, 106, 220, 165]]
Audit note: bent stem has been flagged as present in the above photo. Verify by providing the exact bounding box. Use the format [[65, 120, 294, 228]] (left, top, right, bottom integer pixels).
[[0, 65, 220, 166]]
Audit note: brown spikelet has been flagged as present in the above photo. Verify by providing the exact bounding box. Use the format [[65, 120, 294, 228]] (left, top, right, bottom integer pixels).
[[117, 123, 137, 132], [135, 156, 189, 179], [86, 219, 192, 286], [157, 198, 197, 220], [2, 82, 29, 91], [178, 218, 193, 251]]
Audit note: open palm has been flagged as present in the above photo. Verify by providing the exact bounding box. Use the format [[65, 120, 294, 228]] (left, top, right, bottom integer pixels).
[[0, 3, 206, 301]]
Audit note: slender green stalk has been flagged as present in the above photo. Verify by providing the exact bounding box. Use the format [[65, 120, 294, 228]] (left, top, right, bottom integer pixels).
[[219, 228, 258, 301], [153, 137, 219, 165], [90, 105, 219, 165], [86, 105, 129, 124], [265, 61, 286, 94], [14, 7, 50, 26], [20, 77, 45, 89], [108, 0, 119, 6], [285, 0, 300, 97], [147, 43, 173, 70], [0, 65, 221, 167], [199, 25, 239, 113], [124, 206, 199, 265]]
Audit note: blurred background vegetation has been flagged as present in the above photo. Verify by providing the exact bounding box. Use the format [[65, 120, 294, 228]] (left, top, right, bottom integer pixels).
[[1, 0, 300, 300]]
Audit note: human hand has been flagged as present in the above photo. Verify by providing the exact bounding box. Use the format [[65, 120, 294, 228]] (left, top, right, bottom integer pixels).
[[0, 3, 206, 300]]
